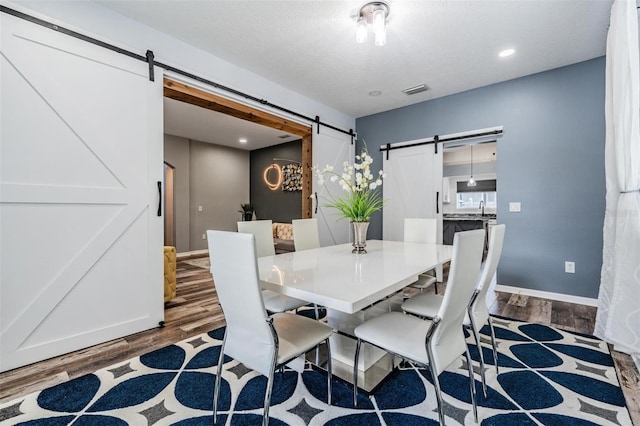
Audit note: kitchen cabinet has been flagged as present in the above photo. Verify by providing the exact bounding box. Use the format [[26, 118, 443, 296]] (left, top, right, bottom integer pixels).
[[443, 219, 484, 245]]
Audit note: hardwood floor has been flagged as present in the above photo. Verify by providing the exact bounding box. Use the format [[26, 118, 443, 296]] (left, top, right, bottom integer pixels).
[[1, 257, 638, 425]]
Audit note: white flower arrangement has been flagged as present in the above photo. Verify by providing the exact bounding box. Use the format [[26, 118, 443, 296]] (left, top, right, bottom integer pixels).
[[313, 146, 386, 222]]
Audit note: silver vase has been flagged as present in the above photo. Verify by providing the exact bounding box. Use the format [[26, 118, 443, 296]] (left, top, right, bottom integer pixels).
[[351, 221, 370, 254]]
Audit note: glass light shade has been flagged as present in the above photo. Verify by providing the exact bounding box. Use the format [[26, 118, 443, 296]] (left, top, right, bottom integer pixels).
[[467, 177, 477, 187], [356, 18, 368, 44], [374, 28, 386, 46], [372, 7, 385, 34]]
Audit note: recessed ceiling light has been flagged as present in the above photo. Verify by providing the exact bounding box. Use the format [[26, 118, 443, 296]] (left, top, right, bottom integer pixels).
[[369, 90, 382, 96], [499, 48, 515, 58], [239, 138, 248, 144]]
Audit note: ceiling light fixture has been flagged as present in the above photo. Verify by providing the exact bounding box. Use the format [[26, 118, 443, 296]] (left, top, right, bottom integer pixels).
[[355, 2, 390, 47], [369, 90, 382, 96], [238, 138, 247, 144], [468, 145, 477, 187]]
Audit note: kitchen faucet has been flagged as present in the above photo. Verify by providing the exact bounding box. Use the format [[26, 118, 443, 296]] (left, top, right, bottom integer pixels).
[[479, 200, 485, 216]]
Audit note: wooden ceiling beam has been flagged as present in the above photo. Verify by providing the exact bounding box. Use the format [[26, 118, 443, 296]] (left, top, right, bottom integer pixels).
[[163, 78, 311, 137]]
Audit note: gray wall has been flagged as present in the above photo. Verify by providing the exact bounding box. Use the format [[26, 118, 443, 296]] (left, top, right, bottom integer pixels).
[[190, 140, 250, 250], [163, 136, 250, 252], [164, 135, 191, 253], [250, 140, 303, 222], [356, 57, 606, 299]]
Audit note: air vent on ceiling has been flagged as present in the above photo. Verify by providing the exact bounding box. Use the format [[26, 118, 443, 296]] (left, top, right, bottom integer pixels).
[[278, 134, 291, 139], [402, 84, 429, 95]]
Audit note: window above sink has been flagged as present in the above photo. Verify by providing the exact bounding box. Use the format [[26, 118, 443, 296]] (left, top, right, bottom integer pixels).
[[457, 191, 496, 210]]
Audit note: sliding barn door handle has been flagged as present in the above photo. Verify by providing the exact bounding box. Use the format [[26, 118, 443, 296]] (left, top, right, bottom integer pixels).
[[157, 181, 162, 216], [314, 192, 318, 215], [436, 191, 440, 214]]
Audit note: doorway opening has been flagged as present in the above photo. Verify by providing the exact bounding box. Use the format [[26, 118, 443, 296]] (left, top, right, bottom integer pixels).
[[162, 78, 314, 220]]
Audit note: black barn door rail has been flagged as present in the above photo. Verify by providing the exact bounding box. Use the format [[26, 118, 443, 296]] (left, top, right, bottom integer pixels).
[[0, 5, 353, 138], [381, 128, 503, 160]]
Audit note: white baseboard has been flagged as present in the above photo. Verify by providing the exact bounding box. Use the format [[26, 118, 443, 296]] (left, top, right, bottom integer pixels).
[[495, 284, 598, 307], [176, 249, 209, 259]]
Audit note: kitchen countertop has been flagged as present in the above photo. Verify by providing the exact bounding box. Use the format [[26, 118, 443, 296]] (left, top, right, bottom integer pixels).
[[443, 214, 496, 221]]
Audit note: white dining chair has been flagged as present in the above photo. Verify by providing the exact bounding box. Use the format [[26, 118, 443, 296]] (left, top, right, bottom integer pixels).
[[292, 218, 321, 251], [404, 218, 439, 294], [207, 230, 333, 426], [237, 220, 310, 313], [353, 229, 485, 426], [237, 220, 276, 257], [292, 218, 322, 321], [402, 224, 505, 397]]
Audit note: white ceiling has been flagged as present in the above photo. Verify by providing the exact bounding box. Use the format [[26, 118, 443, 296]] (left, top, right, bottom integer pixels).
[[164, 98, 299, 150], [96, 0, 613, 148]]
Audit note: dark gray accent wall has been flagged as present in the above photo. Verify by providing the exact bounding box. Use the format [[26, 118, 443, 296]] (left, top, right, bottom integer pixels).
[[250, 140, 302, 223], [356, 57, 606, 299]]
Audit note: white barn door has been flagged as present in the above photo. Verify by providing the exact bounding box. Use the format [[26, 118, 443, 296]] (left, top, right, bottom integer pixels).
[[0, 13, 163, 371], [312, 125, 353, 246], [382, 140, 443, 242]]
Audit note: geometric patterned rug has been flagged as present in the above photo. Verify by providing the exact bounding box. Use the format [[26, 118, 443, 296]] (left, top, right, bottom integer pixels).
[[0, 317, 633, 425]]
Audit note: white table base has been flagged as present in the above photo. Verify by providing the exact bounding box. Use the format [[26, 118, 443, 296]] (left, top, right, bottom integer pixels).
[[326, 294, 406, 390]]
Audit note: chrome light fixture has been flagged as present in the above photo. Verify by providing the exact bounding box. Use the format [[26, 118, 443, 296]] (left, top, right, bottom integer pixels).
[[467, 145, 477, 187], [355, 2, 390, 46]]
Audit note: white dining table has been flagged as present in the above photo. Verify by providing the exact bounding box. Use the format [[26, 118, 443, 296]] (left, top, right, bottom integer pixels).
[[257, 239, 453, 314], [257, 239, 453, 390]]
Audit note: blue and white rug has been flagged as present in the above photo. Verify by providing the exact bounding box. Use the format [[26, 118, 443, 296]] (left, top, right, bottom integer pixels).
[[0, 318, 633, 425]]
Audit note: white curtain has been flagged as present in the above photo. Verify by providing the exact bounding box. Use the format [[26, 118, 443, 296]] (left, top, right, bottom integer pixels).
[[595, 0, 640, 370]]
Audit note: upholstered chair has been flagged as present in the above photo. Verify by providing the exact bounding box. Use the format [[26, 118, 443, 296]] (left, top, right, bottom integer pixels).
[[402, 224, 506, 396], [353, 229, 485, 426], [163, 246, 176, 302], [207, 230, 333, 426]]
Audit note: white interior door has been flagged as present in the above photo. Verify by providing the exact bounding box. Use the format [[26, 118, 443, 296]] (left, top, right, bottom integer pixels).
[[0, 13, 163, 372], [312, 125, 354, 246], [382, 140, 443, 243]]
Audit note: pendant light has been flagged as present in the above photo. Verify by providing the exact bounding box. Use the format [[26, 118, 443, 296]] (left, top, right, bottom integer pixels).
[[467, 145, 477, 187]]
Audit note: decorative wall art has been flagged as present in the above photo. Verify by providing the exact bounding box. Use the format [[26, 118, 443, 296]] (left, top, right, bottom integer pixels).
[[281, 163, 303, 192], [263, 163, 282, 191]]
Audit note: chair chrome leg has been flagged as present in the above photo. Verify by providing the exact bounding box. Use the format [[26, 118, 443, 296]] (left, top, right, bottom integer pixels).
[[464, 347, 478, 423], [213, 333, 227, 424], [469, 320, 487, 398], [429, 363, 445, 426], [325, 338, 332, 405], [314, 304, 319, 320], [434, 281, 438, 294], [263, 368, 275, 426], [353, 339, 361, 407], [488, 316, 499, 374]]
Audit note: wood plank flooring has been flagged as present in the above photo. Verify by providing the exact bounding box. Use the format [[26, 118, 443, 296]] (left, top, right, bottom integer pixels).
[[1, 257, 638, 425]]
